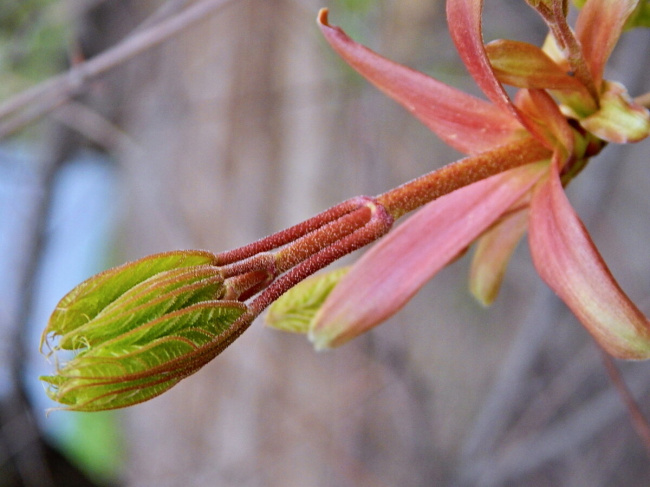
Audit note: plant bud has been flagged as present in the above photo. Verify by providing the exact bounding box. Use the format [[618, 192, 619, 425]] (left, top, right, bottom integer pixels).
[[40, 251, 249, 411]]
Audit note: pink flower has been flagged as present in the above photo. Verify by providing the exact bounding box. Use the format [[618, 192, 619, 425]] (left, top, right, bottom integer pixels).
[[309, 0, 650, 358]]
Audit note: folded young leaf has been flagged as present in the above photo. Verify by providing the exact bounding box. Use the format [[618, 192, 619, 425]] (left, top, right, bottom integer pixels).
[[575, 0, 639, 87], [469, 208, 528, 306], [41, 301, 248, 411], [43, 250, 219, 349], [486, 39, 585, 90], [266, 267, 350, 334]]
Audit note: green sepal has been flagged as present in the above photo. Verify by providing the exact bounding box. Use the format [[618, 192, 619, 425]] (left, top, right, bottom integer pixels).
[[265, 267, 350, 334]]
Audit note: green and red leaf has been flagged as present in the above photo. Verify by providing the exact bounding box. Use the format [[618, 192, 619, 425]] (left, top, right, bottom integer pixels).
[[485, 39, 585, 91], [469, 208, 529, 306]]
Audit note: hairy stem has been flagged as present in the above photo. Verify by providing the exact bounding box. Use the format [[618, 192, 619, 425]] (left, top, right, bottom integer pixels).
[[377, 137, 551, 219], [0, 0, 236, 139]]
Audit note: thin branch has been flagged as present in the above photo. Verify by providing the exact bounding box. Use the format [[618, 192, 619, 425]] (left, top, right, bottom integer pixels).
[[0, 0, 237, 139], [51, 100, 141, 154], [600, 349, 650, 456]]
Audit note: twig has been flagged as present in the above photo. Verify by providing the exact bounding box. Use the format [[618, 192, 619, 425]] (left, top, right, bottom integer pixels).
[[0, 0, 237, 139], [51, 100, 140, 154], [471, 365, 650, 487], [457, 285, 562, 464], [600, 349, 650, 455]]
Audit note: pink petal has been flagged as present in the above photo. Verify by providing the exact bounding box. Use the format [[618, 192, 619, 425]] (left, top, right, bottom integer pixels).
[[575, 0, 639, 88], [515, 89, 575, 154], [446, 0, 549, 146], [446, 0, 518, 116], [469, 207, 529, 306], [310, 161, 547, 349], [529, 157, 650, 359], [317, 9, 523, 155]]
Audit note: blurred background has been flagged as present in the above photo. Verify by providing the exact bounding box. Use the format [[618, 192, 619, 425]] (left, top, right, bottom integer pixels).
[[2, 0, 650, 485]]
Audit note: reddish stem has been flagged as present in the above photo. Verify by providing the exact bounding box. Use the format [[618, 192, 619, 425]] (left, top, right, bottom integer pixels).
[[248, 198, 393, 315], [530, 0, 599, 104], [214, 196, 373, 265], [377, 137, 550, 219]]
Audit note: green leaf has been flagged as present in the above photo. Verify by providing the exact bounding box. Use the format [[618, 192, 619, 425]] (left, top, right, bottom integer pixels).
[[266, 267, 350, 334], [41, 301, 247, 411], [56, 268, 224, 350], [43, 250, 219, 350]]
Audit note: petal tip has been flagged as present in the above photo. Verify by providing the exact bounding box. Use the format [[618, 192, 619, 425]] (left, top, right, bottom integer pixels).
[[317, 8, 329, 27]]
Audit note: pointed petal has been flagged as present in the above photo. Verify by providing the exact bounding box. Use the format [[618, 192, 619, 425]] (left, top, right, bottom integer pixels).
[[516, 89, 575, 154], [317, 9, 523, 155], [469, 208, 529, 306], [310, 161, 547, 349], [529, 158, 650, 359], [446, 0, 550, 146], [575, 0, 639, 87], [446, 0, 518, 116], [485, 39, 585, 90]]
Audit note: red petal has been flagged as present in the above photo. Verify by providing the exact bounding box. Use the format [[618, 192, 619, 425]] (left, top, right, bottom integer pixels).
[[310, 161, 546, 349], [317, 9, 523, 155], [529, 157, 650, 359], [575, 0, 639, 88]]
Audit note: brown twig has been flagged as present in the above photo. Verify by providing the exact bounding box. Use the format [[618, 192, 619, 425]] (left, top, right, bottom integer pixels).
[[600, 349, 650, 456], [0, 0, 237, 139]]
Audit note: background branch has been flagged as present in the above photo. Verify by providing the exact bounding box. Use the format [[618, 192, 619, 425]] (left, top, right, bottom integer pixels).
[[0, 0, 237, 139]]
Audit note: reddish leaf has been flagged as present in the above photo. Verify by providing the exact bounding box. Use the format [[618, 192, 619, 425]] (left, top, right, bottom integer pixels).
[[446, 0, 517, 116], [446, 0, 548, 145], [469, 207, 529, 306], [516, 89, 575, 154]]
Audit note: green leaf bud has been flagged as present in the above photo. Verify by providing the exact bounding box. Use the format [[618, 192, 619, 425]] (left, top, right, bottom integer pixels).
[[40, 251, 250, 411]]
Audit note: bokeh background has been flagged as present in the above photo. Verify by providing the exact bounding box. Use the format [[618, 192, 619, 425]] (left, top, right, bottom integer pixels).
[[2, 0, 650, 486]]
